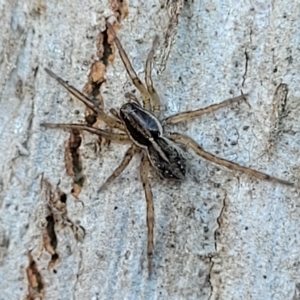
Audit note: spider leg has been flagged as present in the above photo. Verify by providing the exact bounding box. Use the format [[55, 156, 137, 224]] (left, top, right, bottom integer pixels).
[[44, 68, 125, 131], [99, 145, 139, 191], [169, 132, 294, 186], [109, 108, 121, 120], [140, 153, 155, 276], [41, 123, 130, 142], [145, 36, 161, 116], [106, 22, 152, 111], [163, 94, 247, 125]]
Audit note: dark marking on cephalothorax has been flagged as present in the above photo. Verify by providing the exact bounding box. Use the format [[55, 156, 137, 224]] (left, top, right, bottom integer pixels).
[[120, 102, 163, 147]]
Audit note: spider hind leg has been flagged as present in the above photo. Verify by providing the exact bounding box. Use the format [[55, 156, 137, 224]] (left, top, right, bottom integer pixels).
[[140, 153, 155, 276], [169, 132, 294, 186]]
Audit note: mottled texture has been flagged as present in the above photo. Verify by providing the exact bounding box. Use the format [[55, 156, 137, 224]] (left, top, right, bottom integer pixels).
[[0, 0, 299, 299]]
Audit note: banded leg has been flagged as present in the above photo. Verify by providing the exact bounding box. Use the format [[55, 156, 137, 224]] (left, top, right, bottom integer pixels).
[[45, 68, 125, 131], [106, 22, 152, 111], [145, 36, 161, 116], [99, 145, 138, 191], [140, 153, 155, 276], [163, 94, 247, 125], [169, 132, 294, 186], [41, 123, 130, 142]]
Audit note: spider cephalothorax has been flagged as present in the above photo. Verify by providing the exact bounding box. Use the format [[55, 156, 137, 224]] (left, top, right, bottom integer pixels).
[[42, 21, 293, 276]]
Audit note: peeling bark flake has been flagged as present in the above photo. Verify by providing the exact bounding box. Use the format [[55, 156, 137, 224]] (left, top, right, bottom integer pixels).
[[25, 252, 45, 300]]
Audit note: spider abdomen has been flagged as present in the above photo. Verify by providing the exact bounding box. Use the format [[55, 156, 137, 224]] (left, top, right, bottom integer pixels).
[[147, 137, 186, 180]]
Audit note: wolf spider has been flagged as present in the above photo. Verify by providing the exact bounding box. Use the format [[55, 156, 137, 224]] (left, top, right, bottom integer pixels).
[[42, 21, 293, 275]]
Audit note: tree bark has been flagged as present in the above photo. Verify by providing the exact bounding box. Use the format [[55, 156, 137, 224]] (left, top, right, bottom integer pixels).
[[0, 0, 299, 299]]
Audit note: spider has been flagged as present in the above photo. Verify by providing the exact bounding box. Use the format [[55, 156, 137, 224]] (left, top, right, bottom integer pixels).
[[42, 21, 293, 275]]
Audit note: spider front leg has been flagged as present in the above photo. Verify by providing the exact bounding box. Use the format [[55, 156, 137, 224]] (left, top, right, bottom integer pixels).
[[163, 94, 247, 125], [41, 123, 130, 142], [140, 153, 155, 276], [99, 145, 139, 191], [106, 22, 152, 111], [145, 35, 161, 116], [169, 133, 294, 186], [44, 68, 125, 131]]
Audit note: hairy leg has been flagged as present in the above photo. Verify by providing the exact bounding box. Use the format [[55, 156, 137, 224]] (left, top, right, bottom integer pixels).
[[99, 145, 138, 191], [41, 123, 129, 142], [106, 22, 152, 111], [140, 153, 155, 276], [169, 132, 294, 186], [163, 94, 247, 125], [145, 36, 161, 116], [44, 68, 125, 131]]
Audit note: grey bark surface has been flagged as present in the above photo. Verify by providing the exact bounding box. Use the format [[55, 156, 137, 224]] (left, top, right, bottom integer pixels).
[[0, 0, 300, 299]]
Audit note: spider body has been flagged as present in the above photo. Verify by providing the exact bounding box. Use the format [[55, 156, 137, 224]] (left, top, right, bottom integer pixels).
[[42, 21, 293, 276], [120, 102, 186, 180]]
